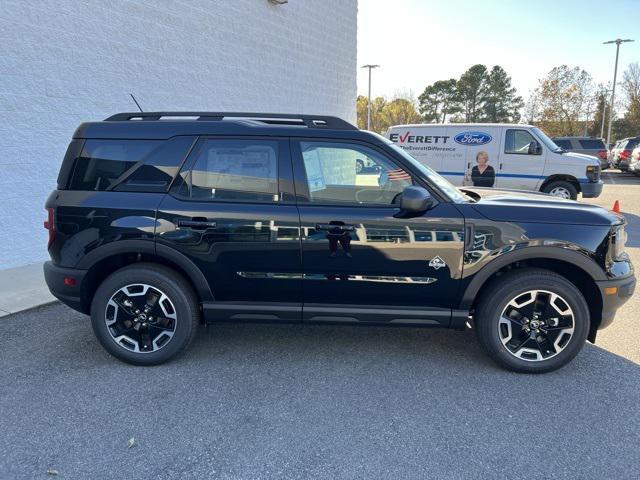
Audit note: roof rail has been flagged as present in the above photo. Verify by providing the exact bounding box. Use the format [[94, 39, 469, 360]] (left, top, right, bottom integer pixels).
[[104, 112, 358, 130]]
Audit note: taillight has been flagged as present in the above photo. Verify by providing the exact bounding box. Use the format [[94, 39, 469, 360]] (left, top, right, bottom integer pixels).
[[620, 150, 631, 160], [597, 150, 607, 160], [44, 207, 56, 249]]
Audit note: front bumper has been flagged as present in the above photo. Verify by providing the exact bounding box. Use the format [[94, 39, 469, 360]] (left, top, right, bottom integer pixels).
[[43, 261, 88, 314], [580, 180, 604, 198], [595, 274, 636, 330]]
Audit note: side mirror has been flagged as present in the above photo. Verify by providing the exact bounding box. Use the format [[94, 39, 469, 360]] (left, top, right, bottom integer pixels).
[[529, 140, 542, 155], [399, 186, 433, 214]]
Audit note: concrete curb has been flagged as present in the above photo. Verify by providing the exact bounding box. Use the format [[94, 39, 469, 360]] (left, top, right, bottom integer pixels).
[[0, 262, 57, 317]]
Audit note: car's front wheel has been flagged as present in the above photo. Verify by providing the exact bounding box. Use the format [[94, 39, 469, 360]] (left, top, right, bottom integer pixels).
[[90, 263, 200, 365], [474, 269, 590, 373]]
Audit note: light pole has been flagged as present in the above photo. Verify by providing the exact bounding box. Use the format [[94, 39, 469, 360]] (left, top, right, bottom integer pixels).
[[361, 64, 379, 130], [599, 89, 612, 140], [600, 99, 608, 140], [604, 38, 634, 145]]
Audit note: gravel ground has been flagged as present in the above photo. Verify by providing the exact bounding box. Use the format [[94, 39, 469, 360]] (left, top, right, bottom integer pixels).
[[0, 170, 638, 480]]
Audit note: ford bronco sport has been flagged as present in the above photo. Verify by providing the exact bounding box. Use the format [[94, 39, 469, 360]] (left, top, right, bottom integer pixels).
[[44, 112, 635, 373]]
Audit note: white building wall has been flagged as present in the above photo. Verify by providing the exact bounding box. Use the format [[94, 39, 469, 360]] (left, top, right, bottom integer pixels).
[[0, 0, 357, 269]]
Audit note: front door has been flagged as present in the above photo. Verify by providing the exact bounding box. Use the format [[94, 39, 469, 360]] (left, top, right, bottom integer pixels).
[[155, 136, 302, 321], [291, 139, 465, 325], [497, 128, 546, 191]]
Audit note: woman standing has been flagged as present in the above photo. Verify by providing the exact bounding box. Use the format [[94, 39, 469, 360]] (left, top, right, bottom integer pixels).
[[470, 151, 495, 187]]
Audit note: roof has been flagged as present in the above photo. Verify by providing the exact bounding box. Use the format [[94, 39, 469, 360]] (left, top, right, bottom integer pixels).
[[73, 111, 374, 141], [388, 123, 536, 129]]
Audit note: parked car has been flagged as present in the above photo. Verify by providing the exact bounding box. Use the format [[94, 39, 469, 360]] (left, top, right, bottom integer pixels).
[[628, 145, 640, 175], [386, 124, 602, 200], [552, 136, 609, 170], [44, 112, 634, 373], [610, 137, 640, 171]]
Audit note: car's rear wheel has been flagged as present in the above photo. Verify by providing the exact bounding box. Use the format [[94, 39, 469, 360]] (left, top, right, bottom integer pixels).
[[542, 180, 578, 200], [90, 263, 199, 365], [474, 269, 590, 373]]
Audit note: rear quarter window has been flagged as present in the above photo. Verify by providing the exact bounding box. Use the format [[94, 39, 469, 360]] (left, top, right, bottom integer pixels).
[[553, 139, 573, 150]]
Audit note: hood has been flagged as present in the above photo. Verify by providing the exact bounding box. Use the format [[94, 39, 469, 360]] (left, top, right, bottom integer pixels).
[[560, 151, 600, 165], [461, 187, 623, 226]]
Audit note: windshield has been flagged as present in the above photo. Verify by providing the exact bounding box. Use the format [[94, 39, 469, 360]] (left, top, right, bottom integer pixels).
[[532, 127, 562, 152], [387, 143, 468, 203]]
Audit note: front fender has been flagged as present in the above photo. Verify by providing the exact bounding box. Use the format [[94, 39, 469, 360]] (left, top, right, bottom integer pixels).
[[458, 245, 606, 310]]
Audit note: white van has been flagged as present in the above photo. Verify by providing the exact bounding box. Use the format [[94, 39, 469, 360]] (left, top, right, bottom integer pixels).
[[386, 123, 603, 199]]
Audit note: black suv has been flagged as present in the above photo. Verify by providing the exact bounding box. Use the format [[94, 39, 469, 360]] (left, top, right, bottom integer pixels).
[[44, 112, 635, 373]]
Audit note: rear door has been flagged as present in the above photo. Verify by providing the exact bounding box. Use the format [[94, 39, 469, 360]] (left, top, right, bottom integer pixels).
[[497, 128, 546, 190], [291, 138, 465, 325], [155, 136, 303, 321]]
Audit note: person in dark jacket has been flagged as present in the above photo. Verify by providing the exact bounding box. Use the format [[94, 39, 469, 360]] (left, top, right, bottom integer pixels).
[[471, 151, 495, 187]]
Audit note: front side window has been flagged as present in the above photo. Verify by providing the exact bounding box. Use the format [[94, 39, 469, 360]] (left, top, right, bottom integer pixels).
[[505, 130, 539, 155], [299, 141, 413, 205], [176, 139, 279, 202]]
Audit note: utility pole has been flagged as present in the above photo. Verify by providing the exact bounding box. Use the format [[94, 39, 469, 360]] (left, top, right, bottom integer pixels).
[[604, 38, 634, 145], [361, 64, 379, 130]]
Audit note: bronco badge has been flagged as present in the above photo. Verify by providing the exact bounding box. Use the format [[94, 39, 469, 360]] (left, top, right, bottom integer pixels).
[[429, 256, 446, 270]]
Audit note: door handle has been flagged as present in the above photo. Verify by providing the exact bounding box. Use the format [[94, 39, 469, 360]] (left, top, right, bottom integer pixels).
[[315, 223, 355, 232], [177, 219, 217, 230]]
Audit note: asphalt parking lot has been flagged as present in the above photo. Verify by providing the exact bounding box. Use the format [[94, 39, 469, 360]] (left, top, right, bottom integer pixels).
[[1, 171, 639, 480]]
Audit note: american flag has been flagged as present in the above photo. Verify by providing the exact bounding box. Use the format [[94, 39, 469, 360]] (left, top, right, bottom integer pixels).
[[387, 168, 411, 181]]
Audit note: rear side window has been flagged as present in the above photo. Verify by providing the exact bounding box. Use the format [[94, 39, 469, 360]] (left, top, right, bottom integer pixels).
[[553, 139, 573, 150], [68, 137, 194, 192], [627, 138, 640, 149], [69, 139, 162, 191], [173, 139, 279, 202], [578, 139, 605, 149]]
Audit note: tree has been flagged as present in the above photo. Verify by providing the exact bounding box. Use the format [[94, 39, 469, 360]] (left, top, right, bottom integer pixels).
[[417, 79, 461, 123], [587, 85, 611, 138], [523, 89, 541, 124], [457, 64, 488, 122], [380, 97, 422, 130], [356, 95, 386, 132], [531, 65, 594, 136], [481, 66, 523, 123], [621, 62, 640, 136], [356, 95, 421, 133]]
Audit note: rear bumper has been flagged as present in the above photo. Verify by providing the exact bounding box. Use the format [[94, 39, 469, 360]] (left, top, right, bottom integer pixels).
[[43, 261, 88, 314], [580, 180, 603, 198], [596, 274, 636, 330]]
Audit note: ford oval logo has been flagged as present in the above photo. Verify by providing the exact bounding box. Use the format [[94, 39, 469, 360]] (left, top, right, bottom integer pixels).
[[454, 131, 492, 145]]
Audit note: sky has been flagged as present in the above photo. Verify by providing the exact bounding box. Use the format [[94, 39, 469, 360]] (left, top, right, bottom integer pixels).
[[357, 0, 640, 102]]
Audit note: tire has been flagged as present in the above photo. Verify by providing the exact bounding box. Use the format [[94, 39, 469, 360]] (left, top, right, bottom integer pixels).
[[474, 269, 590, 373], [90, 263, 200, 365], [356, 159, 364, 174], [542, 180, 578, 200]]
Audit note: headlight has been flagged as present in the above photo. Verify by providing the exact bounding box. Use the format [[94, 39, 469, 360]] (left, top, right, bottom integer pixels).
[[586, 165, 600, 182], [611, 225, 628, 261]]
